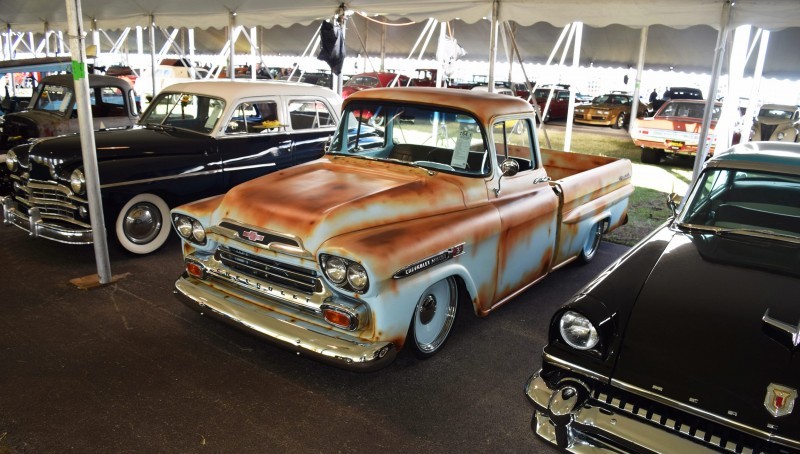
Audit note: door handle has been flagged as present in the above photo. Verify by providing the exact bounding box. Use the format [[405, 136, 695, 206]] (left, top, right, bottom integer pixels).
[[533, 176, 551, 184]]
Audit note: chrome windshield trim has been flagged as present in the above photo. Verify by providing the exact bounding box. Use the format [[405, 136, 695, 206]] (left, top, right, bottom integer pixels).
[[610, 378, 800, 450], [675, 222, 800, 244], [100, 169, 223, 189], [542, 351, 610, 383]]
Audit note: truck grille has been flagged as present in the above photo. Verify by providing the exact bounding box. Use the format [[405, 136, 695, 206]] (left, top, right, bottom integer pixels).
[[593, 385, 790, 454], [215, 245, 322, 295]]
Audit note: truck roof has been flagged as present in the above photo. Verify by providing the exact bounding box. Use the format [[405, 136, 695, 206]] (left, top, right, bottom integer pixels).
[[345, 87, 534, 125], [161, 79, 339, 101], [710, 142, 800, 174]]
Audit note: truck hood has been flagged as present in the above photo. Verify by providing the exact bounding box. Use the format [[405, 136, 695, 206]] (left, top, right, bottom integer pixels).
[[612, 231, 800, 440], [21, 126, 215, 173], [208, 155, 470, 253]]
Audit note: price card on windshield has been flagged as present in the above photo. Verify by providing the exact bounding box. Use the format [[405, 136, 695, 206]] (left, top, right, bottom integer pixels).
[[451, 129, 472, 169]]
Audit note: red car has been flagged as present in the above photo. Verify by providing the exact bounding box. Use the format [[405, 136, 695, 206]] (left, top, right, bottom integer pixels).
[[341, 72, 412, 98], [343, 72, 412, 124], [532, 87, 571, 122]]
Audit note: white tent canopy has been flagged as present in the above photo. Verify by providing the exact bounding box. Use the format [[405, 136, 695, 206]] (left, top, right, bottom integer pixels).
[[3, 0, 800, 33]]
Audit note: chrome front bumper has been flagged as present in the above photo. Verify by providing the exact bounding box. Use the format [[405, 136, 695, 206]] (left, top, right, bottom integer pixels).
[[525, 372, 715, 454], [2, 196, 93, 244], [174, 275, 397, 372]]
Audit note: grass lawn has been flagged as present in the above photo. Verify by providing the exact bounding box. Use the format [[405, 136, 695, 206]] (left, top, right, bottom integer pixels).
[[538, 127, 695, 246]]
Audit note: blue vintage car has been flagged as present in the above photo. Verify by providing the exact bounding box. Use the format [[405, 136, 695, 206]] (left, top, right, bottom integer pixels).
[[527, 141, 800, 452], [2, 80, 342, 254]]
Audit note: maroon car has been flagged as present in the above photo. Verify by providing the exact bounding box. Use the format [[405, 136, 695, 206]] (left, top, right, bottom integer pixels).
[[342, 72, 412, 124]]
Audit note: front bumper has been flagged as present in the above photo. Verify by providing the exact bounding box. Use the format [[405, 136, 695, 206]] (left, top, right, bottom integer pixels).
[[2, 195, 93, 244], [174, 274, 397, 372], [525, 372, 715, 453]]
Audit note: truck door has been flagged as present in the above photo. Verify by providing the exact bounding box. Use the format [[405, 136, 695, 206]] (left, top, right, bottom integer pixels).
[[217, 98, 293, 189], [488, 117, 559, 307]]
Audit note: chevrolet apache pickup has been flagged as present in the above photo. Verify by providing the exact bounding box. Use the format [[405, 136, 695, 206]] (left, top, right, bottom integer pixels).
[[171, 87, 633, 371]]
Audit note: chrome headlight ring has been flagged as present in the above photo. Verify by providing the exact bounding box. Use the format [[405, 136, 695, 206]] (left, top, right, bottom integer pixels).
[[320, 253, 370, 294], [70, 168, 86, 195], [6, 150, 18, 172], [558, 310, 599, 350], [171, 213, 207, 245]]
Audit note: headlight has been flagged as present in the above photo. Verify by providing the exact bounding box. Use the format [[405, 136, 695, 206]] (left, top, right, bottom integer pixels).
[[347, 263, 368, 291], [70, 168, 85, 194], [575, 108, 584, 114], [171, 214, 206, 245], [599, 110, 609, 115], [321, 254, 369, 293], [191, 220, 206, 243], [175, 217, 193, 238], [6, 150, 18, 172], [777, 131, 785, 140], [559, 310, 599, 350], [324, 256, 347, 284]]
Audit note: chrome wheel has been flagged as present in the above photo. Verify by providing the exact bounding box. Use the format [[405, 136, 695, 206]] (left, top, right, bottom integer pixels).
[[613, 113, 626, 129], [578, 221, 605, 264], [409, 277, 458, 358]]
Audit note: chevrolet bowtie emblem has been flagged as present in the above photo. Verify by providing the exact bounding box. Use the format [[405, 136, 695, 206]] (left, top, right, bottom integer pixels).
[[241, 230, 265, 242], [765, 383, 797, 417]]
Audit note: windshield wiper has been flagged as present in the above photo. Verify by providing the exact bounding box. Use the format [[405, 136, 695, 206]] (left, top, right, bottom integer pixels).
[[714, 227, 800, 244], [143, 122, 175, 131]]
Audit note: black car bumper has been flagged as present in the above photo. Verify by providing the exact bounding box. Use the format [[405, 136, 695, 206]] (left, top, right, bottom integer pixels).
[[2, 196, 94, 244]]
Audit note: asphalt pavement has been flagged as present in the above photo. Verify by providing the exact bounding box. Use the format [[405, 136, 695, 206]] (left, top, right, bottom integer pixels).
[[0, 226, 628, 453]]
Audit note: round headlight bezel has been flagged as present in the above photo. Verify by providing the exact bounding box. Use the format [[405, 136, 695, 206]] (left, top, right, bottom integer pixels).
[[70, 168, 85, 195], [175, 217, 193, 238], [6, 150, 18, 172], [559, 310, 599, 351], [324, 256, 347, 284], [346, 262, 368, 291], [191, 220, 206, 243], [171, 214, 206, 245]]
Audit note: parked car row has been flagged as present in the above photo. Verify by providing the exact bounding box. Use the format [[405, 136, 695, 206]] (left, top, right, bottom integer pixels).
[[2, 77, 798, 452]]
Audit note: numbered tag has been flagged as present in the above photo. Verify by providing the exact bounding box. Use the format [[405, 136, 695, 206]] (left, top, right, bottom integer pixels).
[[451, 129, 472, 169]]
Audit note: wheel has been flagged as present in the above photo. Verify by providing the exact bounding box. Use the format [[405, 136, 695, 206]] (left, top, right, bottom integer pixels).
[[408, 277, 458, 358], [578, 220, 605, 264], [613, 112, 626, 129], [641, 148, 662, 164], [373, 115, 385, 126], [543, 111, 551, 123], [115, 193, 171, 255]]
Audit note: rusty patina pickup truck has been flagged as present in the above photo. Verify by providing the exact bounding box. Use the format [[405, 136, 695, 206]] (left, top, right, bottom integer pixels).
[[171, 87, 633, 371]]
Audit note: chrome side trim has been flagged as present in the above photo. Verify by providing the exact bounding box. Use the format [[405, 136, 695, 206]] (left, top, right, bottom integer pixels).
[[174, 275, 394, 372], [542, 351, 610, 383], [221, 162, 276, 172], [100, 168, 223, 189], [611, 378, 800, 450]]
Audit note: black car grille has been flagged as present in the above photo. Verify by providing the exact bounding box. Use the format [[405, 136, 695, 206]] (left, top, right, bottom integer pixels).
[[592, 384, 795, 454], [215, 246, 321, 295], [760, 124, 778, 140]]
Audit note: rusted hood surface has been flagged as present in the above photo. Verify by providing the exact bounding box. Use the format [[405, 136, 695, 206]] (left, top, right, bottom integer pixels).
[[209, 155, 472, 253]]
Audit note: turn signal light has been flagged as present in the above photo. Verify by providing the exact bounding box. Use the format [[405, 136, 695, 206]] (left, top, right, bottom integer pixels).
[[323, 308, 353, 330], [186, 261, 206, 279]]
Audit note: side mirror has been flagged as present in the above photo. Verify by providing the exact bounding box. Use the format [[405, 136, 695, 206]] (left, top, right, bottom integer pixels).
[[667, 192, 681, 217], [500, 159, 519, 177]]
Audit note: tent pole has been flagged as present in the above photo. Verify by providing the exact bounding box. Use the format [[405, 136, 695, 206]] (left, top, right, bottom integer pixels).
[[149, 16, 156, 100], [718, 25, 750, 150], [487, 0, 499, 90], [228, 12, 236, 80], [740, 29, 769, 144], [563, 22, 582, 152], [629, 26, 648, 134], [436, 22, 446, 88], [692, 0, 732, 183], [65, 0, 112, 284], [380, 22, 386, 72]]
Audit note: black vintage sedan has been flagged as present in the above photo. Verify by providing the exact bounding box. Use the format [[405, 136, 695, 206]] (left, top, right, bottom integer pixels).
[[2, 80, 341, 254], [527, 142, 800, 453]]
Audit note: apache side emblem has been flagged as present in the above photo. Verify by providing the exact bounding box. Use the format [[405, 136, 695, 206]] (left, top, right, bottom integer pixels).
[[764, 383, 797, 417], [241, 230, 265, 242]]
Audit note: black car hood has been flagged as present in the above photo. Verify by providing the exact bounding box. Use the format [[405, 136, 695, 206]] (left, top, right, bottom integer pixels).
[[23, 126, 215, 173], [612, 230, 800, 439]]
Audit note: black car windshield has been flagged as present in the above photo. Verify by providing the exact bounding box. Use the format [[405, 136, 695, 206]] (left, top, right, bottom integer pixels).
[[31, 83, 73, 115], [140, 92, 226, 134], [678, 167, 800, 241], [328, 101, 490, 177]]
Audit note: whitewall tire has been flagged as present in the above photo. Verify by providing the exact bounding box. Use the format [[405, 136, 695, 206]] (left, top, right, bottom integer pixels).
[[115, 193, 171, 255]]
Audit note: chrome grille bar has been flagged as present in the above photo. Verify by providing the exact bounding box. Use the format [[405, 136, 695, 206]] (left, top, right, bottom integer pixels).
[[216, 246, 321, 295]]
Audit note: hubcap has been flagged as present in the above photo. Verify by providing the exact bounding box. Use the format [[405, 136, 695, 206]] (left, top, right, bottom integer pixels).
[[419, 294, 437, 325], [124, 202, 162, 244]]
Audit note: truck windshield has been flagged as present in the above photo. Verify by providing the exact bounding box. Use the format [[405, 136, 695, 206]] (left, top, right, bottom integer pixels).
[[140, 92, 225, 134], [679, 167, 800, 241], [32, 83, 73, 115], [328, 101, 490, 177]]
